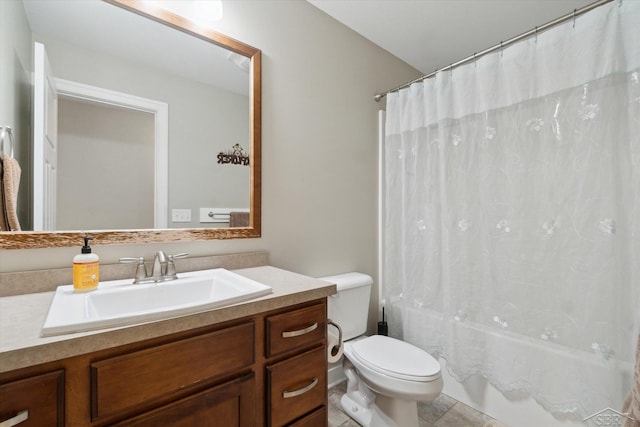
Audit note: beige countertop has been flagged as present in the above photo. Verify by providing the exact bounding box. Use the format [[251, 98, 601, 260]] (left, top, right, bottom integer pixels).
[[0, 265, 336, 373]]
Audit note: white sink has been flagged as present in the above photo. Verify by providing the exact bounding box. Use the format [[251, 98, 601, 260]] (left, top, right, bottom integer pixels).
[[41, 268, 272, 336]]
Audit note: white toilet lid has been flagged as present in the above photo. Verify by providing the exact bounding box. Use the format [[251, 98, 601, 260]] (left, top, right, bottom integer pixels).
[[350, 335, 441, 382]]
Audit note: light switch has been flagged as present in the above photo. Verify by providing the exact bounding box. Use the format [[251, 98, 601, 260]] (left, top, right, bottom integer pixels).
[[171, 209, 191, 223]]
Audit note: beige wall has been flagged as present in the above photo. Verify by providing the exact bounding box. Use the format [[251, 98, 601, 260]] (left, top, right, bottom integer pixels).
[[0, 0, 33, 230], [0, 0, 419, 329]]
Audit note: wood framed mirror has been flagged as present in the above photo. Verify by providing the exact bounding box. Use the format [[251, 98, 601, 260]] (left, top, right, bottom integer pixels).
[[0, 0, 261, 249]]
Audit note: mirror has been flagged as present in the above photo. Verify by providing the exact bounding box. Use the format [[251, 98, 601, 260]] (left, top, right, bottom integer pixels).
[[0, 0, 261, 249]]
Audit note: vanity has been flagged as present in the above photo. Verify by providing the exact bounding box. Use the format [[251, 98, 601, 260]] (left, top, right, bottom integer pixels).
[[0, 259, 336, 426]]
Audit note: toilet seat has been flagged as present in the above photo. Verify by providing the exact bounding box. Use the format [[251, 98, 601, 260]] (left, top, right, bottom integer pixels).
[[350, 335, 441, 382]]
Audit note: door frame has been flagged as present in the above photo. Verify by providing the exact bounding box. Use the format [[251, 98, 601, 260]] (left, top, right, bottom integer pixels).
[[55, 78, 169, 228], [33, 41, 58, 231]]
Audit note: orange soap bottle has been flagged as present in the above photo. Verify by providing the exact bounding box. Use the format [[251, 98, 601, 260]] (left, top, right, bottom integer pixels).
[[73, 236, 99, 292]]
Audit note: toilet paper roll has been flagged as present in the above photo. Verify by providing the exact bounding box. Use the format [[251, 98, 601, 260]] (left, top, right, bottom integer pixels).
[[327, 330, 343, 363]]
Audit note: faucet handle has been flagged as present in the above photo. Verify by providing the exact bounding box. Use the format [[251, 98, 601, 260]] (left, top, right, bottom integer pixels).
[[166, 253, 188, 279], [120, 257, 145, 263], [119, 257, 148, 283]]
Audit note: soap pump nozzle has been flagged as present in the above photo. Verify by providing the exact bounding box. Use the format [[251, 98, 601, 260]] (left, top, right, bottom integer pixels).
[[81, 236, 94, 254]]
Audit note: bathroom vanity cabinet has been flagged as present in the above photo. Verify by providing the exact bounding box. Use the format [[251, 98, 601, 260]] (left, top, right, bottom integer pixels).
[[0, 299, 328, 427]]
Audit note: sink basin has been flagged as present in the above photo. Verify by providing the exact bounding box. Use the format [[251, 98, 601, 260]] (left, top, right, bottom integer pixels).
[[41, 268, 272, 336]]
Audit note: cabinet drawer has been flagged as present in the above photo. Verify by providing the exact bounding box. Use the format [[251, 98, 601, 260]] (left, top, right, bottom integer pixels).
[[267, 346, 327, 427], [112, 373, 255, 427], [266, 303, 325, 357], [287, 405, 327, 426], [0, 370, 64, 427], [91, 322, 254, 420]]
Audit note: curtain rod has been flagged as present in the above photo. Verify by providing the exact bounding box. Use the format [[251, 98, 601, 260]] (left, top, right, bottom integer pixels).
[[374, 0, 615, 102]]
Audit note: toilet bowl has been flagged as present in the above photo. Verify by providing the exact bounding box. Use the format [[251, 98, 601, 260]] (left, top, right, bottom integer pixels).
[[345, 335, 443, 401], [322, 272, 443, 427]]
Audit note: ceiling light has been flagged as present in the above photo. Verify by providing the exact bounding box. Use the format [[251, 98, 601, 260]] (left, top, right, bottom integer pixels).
[[151, 1, 223, 24], [194, 1, 223, 22]]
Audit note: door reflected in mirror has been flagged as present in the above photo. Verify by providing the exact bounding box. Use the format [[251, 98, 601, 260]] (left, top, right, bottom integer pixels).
[[57, 96, 156, 230], [0, 0, 261, 248]]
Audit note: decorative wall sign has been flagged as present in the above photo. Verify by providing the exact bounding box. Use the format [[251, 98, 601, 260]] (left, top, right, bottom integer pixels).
[[217, 143, 250, 166]]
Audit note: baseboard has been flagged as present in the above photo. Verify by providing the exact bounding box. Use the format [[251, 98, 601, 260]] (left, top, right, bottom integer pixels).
[[328, 364, 346, 388]]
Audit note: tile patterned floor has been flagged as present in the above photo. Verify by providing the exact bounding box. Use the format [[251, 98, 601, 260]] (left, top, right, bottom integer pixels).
[[328, 381, 498, 427]]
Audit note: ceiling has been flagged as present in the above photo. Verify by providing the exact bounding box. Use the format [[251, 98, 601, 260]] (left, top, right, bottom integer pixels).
[[307, 0, 591, 75]]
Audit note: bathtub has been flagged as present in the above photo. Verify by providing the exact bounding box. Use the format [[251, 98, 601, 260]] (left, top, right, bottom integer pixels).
[[400, 308, 634, 427]]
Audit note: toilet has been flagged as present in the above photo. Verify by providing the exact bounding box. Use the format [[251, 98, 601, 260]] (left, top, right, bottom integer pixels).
[[323, 272, 443, 427]]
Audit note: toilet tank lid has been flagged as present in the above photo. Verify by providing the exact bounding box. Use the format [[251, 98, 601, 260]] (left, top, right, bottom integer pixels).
[[319, 272, 373, 291]]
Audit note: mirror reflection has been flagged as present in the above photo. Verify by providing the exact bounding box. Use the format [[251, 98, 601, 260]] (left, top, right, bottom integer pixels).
[[1, 0, 255, 234]]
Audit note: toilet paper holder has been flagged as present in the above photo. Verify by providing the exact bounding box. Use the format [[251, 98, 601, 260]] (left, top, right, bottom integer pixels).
[[327, 319, 343, 349]]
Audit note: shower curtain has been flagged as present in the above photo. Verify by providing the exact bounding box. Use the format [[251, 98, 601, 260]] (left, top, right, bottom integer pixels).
[[383, 1, 639, 419]]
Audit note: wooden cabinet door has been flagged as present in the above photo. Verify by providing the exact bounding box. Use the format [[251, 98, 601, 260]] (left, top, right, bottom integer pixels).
[[112, 373, 255, 427], [0, 370, 64, 427]]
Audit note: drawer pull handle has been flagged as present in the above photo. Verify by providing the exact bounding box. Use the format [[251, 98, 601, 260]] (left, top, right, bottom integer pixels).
[[282, 322, 318, 338], [282, 377, 319, 399], [0, 410, 29, 427]]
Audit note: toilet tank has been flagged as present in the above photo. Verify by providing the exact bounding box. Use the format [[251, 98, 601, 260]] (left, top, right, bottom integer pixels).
[[321, 272, 373, 341]]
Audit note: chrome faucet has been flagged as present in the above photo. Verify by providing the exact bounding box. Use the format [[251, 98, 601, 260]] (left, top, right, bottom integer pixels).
[[151, 250, 168, 278], [120, 252, 188, 284]]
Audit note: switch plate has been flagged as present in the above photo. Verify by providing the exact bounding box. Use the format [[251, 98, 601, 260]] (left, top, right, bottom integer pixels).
[[171, 209, 191, 223]]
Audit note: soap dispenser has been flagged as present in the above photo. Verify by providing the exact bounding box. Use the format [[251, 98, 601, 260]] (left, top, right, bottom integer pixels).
[[73, 236, 99, 292]]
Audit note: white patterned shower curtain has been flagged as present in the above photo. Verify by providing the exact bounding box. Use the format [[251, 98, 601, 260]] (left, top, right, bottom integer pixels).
[[383, 1, 639, 419]]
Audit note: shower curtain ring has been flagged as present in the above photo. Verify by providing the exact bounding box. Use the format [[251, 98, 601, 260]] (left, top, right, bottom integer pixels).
[[573, 9, 577, 28], [534, 26, 538, 44]]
